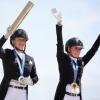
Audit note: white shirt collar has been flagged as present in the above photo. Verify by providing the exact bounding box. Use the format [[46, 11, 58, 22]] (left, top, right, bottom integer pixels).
[[15, 49, 25, 60], [70, 56, 77, 64]]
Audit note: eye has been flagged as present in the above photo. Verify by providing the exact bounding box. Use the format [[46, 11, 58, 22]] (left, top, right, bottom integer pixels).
[[75, 47, 82, 51]]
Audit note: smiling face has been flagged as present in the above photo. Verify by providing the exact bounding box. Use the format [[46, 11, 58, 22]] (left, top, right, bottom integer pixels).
[[68, 46, 82, 58], [12, 37, 26, 51]]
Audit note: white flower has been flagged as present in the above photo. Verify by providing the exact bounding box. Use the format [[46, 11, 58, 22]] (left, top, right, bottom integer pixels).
[[29, 60, 32, 65]]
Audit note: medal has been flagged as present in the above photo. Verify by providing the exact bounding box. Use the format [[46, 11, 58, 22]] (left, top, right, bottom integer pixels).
[[70, 82, 80, 94], [68, 59, 80, 94], [71, 82, 79, 90], [14, 50, 25, 81], [18, 76, 25, 82], [71, 60, 79, 92]]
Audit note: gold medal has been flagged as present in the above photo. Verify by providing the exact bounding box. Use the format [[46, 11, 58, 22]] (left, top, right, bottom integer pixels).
[[71, 82, 79, 90]]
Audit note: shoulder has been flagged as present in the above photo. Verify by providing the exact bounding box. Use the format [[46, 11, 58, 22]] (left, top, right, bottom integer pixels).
[[25, 54, 35, 64], [25, 54, 33, 60], [63, 53, 71, 63], [4, 48, 14, 54], [0, 48, 14, 59]]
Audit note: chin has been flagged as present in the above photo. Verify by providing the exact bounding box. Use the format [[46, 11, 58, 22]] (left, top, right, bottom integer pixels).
[[74, 55, 79, 58], [19, 46, 24, 49], [76, 56, 80, 58], [18, 47, 24, 50]]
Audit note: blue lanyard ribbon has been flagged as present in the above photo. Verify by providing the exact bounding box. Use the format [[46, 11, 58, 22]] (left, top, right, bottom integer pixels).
[[72, 61, 78, 82], [14, 50, 25, 76]]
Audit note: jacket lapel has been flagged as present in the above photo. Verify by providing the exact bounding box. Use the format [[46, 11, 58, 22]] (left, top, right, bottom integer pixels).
[[24, 54, 33, 71]]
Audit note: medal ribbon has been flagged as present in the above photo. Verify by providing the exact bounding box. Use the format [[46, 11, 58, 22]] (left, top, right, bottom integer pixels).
[[72, 60, 78, 83], [14, 50, 25, 76]]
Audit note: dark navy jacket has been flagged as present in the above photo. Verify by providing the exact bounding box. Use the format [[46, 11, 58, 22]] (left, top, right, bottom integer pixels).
[[54, 25, 100, 100], [0, 36, 38, 100]]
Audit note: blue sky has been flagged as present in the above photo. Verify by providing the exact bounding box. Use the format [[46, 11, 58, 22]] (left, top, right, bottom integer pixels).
[[0, 0, 100, 100]]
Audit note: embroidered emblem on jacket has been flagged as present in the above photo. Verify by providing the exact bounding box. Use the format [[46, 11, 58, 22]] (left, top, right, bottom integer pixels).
[[29, 60, 33, 66]]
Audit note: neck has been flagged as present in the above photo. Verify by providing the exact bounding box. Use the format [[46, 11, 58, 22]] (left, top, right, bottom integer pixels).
[[70, 56, 77, 63], [14, 48, 24, 53], [68, 53, 78, 59], [67, 53, 79, 63]]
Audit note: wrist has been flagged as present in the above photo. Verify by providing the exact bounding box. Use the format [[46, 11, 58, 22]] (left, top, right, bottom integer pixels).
[[57, 20, 62, 26], [4, 34, 9, 39]]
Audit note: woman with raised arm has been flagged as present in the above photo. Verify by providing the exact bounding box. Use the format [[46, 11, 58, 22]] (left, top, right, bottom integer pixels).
[[0, 27, 38, 100], [52, 8, 100, 100]]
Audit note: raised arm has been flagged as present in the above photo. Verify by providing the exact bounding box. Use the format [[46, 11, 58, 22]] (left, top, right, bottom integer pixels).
[[52, 8, 64, 57], [0, 26, 13, 58], [56, 24, 64, 55], [82, 34, 100, 66]]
